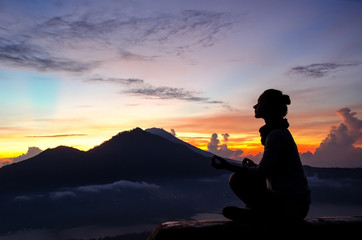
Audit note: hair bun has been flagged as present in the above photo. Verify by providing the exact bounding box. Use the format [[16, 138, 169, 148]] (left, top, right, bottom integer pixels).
[[282, 95, 291, 105]]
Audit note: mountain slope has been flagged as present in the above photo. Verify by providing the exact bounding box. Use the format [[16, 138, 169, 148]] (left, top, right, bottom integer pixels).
[[0, 146, 87, 193], [145, 127, 213, 157], [87, 127, 220, 179], [0, 127, 223, 194]]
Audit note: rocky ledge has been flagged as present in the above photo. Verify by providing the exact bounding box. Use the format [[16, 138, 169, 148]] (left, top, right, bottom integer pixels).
[[147, 216, 362, 239]]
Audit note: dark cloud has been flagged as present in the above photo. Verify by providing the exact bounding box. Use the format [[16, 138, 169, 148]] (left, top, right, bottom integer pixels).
[[125, 85, 209, 102], [289, 62, 360, 78], [170, 129, 176, 136], [87, 77, 144, 85], [206, 100, 224, 104], [0, 37, 96, 72], [207, 133, 243, 160], [222, 133, 230, 142], [39, 15, 121, 43], [89, 76, 212, 102], [143, 9, 237, 48], [0, 4, 238, 106], [26, 134, 87, 138], [0, 6, 238, 72], [118, 50, 159, 61], [89, 9, 235, 48], [87, 76, 229, 107], [301, 107, 362, 167]]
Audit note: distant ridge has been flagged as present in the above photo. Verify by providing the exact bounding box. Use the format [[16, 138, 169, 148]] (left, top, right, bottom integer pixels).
[[2, 127, 361, 195], [0, 127, 224, 194], [145, 127, 213, 157]]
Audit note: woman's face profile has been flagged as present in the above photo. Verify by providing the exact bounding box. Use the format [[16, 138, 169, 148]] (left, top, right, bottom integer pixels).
[[253, 96, 267, 119], [253, 93, 275, 119]]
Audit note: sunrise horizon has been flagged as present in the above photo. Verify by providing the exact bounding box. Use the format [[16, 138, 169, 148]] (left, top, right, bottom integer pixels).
[[2, 103, 362, 168], [1, 0, 362, 169]]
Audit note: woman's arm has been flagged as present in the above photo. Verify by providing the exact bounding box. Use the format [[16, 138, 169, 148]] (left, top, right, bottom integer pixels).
[[211, 155, 257, 173]]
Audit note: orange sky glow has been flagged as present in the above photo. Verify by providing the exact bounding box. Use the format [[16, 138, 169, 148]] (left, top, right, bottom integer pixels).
[[1, 0, 361, 168]]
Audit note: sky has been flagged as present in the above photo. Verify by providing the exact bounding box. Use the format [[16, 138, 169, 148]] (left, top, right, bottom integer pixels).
[[0, 0, 361, 168]]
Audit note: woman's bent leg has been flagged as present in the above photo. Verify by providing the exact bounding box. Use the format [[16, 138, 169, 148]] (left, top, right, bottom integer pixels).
[[228, 172, 268, 209]]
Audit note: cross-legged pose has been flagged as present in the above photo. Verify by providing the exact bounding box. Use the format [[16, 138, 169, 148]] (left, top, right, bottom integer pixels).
[[212, 89, 311, 223]]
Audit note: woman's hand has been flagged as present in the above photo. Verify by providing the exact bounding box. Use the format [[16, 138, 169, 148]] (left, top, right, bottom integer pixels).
[[242, 158, 257, 168], [211, 155, 230, 169]]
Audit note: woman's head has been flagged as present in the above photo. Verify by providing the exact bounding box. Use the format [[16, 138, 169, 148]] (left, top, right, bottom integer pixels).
[[253, 89, 291, 119]]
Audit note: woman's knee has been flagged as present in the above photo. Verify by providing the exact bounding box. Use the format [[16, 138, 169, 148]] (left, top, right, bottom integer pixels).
[[229, 171, 267, 193], [229, 172, 250, 191], [229, 172, 241, 188]]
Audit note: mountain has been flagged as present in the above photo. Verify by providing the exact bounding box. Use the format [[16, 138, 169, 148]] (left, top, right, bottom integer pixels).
[[0, 127, 224, 194], [145, 127, 213, 157]]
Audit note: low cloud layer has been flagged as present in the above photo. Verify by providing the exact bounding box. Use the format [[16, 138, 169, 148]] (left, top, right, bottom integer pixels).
[[74, 180, 160, 193], [307, 174, 362, 189], [15, 180, 160, 201], [301, 107, 362, 167]]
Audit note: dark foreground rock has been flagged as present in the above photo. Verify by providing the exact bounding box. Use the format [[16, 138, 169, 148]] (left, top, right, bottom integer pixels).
[[147, 216, 362, 239]]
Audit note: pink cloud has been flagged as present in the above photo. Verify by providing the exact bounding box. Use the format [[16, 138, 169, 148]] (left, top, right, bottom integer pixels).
[[207, 133, 243, 160], [301, 108, 362, 168]]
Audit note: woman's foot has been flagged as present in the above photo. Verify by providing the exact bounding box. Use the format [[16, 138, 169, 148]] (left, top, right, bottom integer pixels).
[[222, 206, 256, 223]]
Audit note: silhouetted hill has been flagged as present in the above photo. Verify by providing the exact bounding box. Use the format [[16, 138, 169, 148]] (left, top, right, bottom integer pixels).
[[86, 127, 222, 180], [1, 127, 361, 195], [0, 146, 86, 193], [0, 127, 223, 194]]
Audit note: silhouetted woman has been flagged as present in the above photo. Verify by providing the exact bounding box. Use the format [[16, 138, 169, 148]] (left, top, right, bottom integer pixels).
[[212, 89, 311, 222]]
